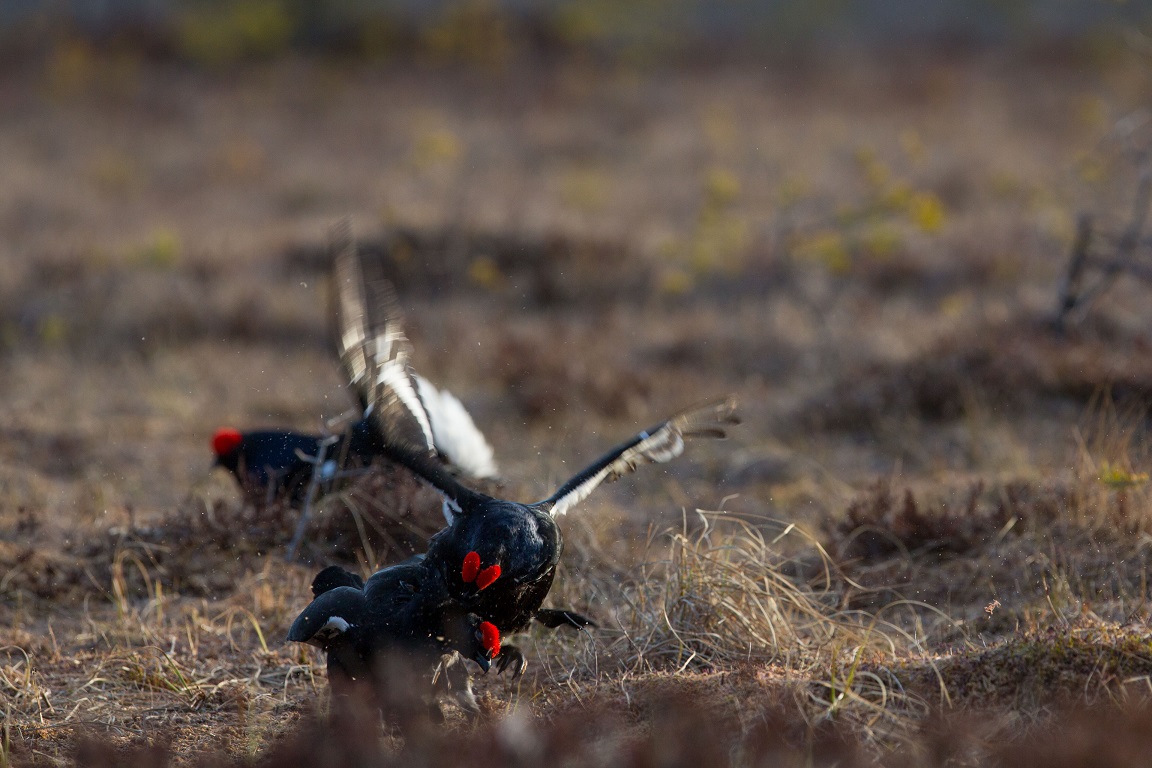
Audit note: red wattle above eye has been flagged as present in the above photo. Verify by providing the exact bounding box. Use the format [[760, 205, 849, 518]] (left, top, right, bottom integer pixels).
[[475, 564, 501, 590], [461, 551, 481, 583], [480, 621, 500, 656], [212, 428, 243, 456]]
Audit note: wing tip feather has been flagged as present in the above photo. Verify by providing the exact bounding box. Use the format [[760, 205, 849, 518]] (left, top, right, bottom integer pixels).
[[678, 395, 740, 439]]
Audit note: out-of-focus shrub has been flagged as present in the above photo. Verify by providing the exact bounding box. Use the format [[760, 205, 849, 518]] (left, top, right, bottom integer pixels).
[[176, 0, 295, 67]]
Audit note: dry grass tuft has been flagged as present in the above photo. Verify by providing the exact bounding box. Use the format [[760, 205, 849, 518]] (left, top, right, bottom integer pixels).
[[600, 512, 851, 671], [907, 622, 1152, 713], [539, 511, 943, 750]]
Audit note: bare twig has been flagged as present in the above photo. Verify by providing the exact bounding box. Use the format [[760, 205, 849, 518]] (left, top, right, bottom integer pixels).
[[1053, 214, 1093, 331], [1062, 166, 1152, 326], [284, 435, 340, 562]]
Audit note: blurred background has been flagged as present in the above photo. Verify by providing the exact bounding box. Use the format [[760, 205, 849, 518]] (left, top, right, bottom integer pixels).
[[4, 1, 1152, 61], [2, 0, 1151, 528]]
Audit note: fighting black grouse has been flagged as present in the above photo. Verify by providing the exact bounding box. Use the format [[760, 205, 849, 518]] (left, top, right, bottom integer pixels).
[[331, 226, 738, 655], [287, 557, 497, 719]]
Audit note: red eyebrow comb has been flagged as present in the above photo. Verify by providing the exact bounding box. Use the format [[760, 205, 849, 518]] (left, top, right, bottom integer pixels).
[[461, 552, 500, 590], [462, 551, 481, 583], [479, 621, 500, 657], [212, 427, 243, 456], [476, 564, 501, 589]]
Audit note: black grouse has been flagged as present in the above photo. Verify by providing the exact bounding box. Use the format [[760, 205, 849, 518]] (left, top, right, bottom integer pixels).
[[211, 320, 497, 507], [292, 559, 595, 711], [211, 419, 381, 505], [331, 226, 738, 666], [287, 557, 497, 720]]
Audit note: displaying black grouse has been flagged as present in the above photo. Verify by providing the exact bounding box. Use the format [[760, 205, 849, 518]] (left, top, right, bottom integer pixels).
[[331, 227, 739, 657]]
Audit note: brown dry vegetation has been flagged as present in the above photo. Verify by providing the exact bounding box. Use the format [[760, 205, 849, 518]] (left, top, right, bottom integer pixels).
[[2, 41, 1152, 766]]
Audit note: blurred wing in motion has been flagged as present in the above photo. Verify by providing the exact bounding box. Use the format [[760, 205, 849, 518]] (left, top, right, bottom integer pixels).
[[329, 224, 498, 521], [331, 223, 435, 454], [533, 396, 739, 518]]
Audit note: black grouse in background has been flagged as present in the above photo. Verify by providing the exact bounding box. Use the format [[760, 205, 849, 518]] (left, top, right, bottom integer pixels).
[[331, 226, 739, 670], [211, 420, 381, 506], [210, 327, 498, 507]]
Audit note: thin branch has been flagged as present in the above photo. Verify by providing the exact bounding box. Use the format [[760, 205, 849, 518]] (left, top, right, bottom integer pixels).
[[1069, 165, 1152, 322], [1053, 213, 1094, 331], [284, 436, 340, 562]]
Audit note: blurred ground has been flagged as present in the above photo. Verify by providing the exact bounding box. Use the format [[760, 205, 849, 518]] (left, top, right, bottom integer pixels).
[[1, 40, 1152, 765]]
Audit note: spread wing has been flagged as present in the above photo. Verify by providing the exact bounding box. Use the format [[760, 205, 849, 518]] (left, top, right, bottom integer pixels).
[[329, 223, 496, 518], [331, 223, 436, 454], [532, 396, 739, 518]]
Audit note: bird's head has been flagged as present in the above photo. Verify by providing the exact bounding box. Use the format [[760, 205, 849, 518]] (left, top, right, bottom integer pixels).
[[287, 586, 365, 650], [431, 605, 501, 672], [465, 617, 501, 672], [211, 427, 243, 468], [460, 550, 501, 591]]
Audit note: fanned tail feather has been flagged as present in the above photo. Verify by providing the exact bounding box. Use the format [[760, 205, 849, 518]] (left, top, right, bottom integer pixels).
[[415, 375, 499, 479]]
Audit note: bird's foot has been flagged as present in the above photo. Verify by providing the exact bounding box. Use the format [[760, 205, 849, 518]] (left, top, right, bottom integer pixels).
[[495, 643, 528, 677]]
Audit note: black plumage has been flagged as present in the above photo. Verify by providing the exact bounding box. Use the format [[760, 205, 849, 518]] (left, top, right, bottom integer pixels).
[[331, 226, 737, 654], [368, 402, 736, 644], [288, 226, 734, 718], [211, 420, 381, 505], [287, 557, 497, 719]]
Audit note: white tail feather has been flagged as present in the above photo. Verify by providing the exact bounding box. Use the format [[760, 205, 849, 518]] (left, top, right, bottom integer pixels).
[[415, 375, 499, 479]]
